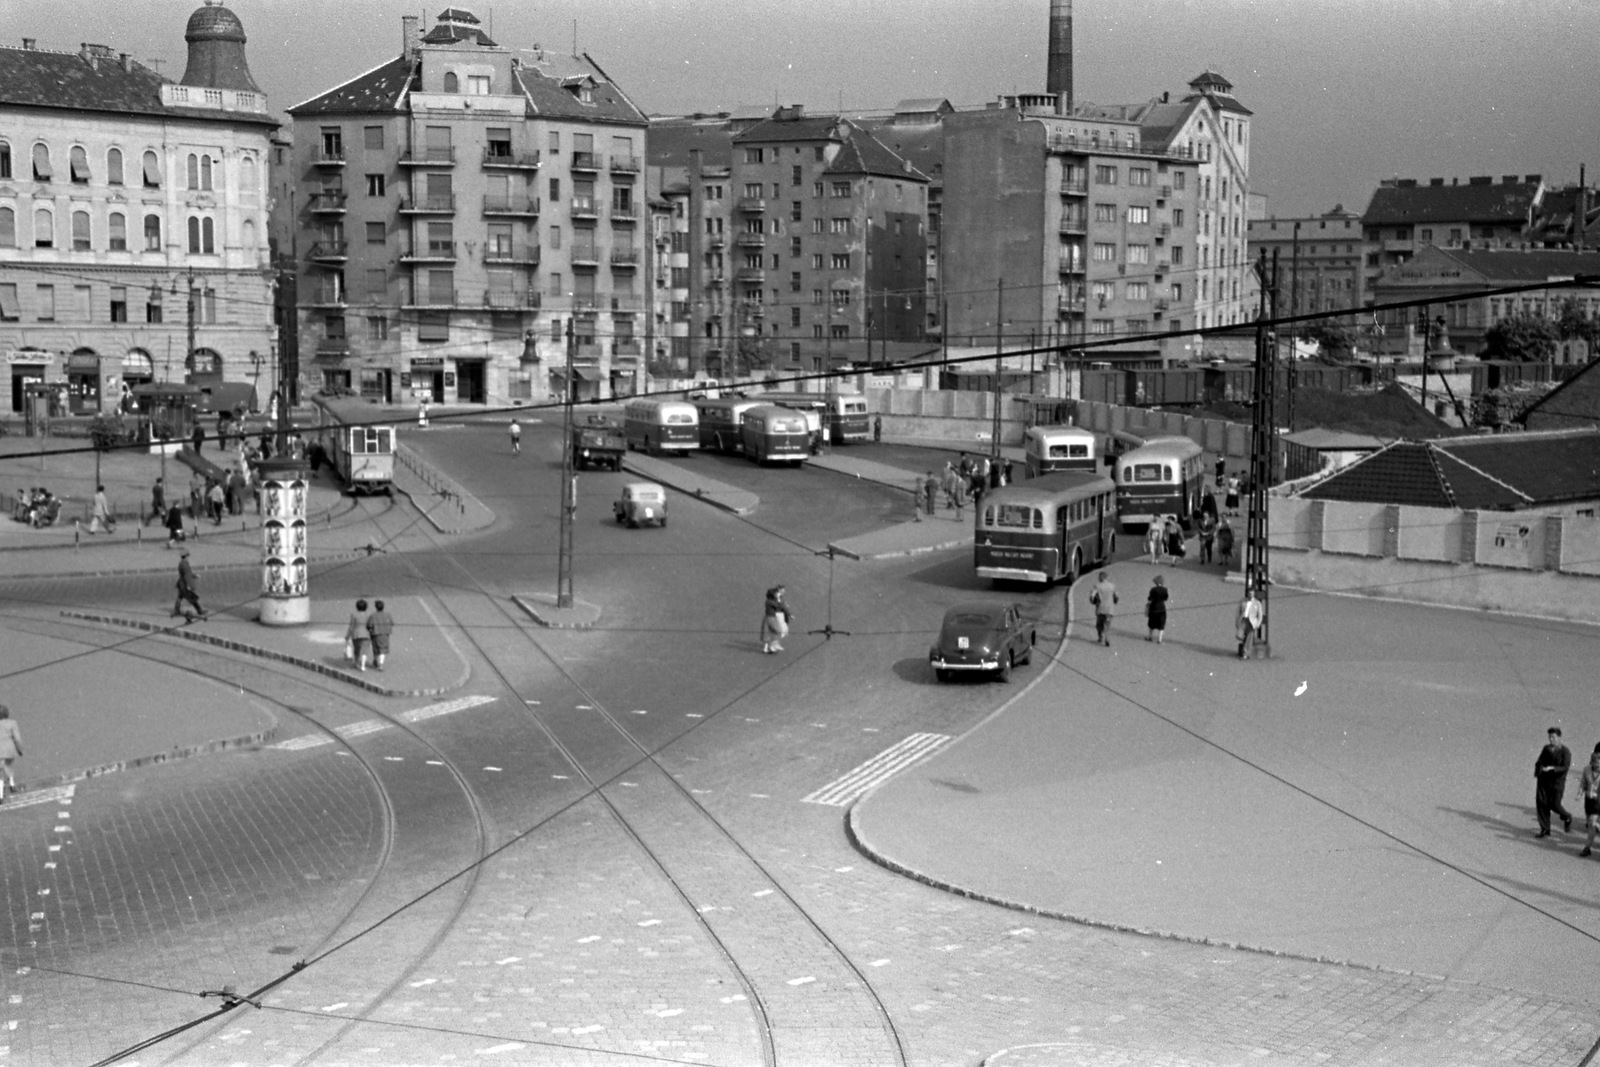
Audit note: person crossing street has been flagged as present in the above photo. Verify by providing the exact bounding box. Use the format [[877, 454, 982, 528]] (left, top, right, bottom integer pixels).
[[173, 549, 205, 621], [509, 419, 522, 454]]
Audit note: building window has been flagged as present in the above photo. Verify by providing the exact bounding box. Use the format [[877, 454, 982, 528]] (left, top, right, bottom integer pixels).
[[142, 150, 161, 188], [1173, 208, 1185, 227], [830, 253, 850, 270], [143, 214, 161, 251], [1172, 245, 1184, 265], [69, 145, 90, 183], [1129, 167, 1151, 187], [1090, 319, 1113, 335], [33, 208, 52, 248], [443, 71, 459, 92], [364, 126, 384, 150], [549, 177, 560, 202], [744, 148, 764, 164], [1127, 244, 1150, 264], [830, 324, 849, 340], [831, 181, 851, 198], [811, 253, 823, 269], [486, 127, 512, 158], [813, 181, 824, 198], [71, 210, 90, 251], [186, 153, 198, 189], [110, 286, 127, 322], [418, 311, 449, 342], [367, 315, 389, 340], [1125, 319, 1147, 333], [830, 217, 850, 234], [36, 284, 54, 321], [201, 154, 213, 190], [0, 207, 15, 246], [1127, 205, 1150, 225], [31, 143, 52, 182], [1094, 203, 1116, 223], [831, 288, 851, 307], [366, 173, 385, 196], [792, 165, 803, 187], [1092, 242, 1116, 262], [1172, 282, 1183, 301], [146, 288, 162, 323], [1093, 164, 1117, 185], [467, 74, 490, 95], [106, 147, 124, 185], [0, 141, 10, 180], [188, 217, 200, 253], [366, 221, 386, 244], [1126, 281, 1148, 301]]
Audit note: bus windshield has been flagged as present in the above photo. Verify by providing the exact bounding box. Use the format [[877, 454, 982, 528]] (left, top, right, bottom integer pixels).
[[1131, 463, 1170, 482], [1049, 443, 1089, 458], [991, 504, 1040, 529]]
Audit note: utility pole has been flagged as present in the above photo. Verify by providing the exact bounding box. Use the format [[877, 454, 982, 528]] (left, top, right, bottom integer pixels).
[[1245, 248, 1277, 657], [185, 268, 197, 378], [991, 278, 1004, 465], [556, 317, 576, 608], [1418, 304, 1430, 412], [1287, 221, 1300, 431]]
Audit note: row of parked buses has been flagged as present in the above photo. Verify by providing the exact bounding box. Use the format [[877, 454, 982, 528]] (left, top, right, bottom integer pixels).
[[975, 427, 1208, 586], [620, 393, 872, 466]]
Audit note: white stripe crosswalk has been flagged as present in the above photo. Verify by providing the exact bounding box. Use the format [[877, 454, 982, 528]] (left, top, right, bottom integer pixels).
[[802, 733, 950, 807], [272, 695, 497, 750]]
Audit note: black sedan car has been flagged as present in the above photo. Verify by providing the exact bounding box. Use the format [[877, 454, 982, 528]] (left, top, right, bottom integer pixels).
[[929, 601, 1036, 683]]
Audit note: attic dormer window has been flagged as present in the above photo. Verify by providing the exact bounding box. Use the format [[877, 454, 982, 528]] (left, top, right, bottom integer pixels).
[[578, 84, 593, 104]]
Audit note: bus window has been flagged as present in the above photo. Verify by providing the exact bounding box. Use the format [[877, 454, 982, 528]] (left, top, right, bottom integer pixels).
[[1049, 443, 1089, 459], [1131, 463, 1166, 482], [994, 503, 1038, 528]]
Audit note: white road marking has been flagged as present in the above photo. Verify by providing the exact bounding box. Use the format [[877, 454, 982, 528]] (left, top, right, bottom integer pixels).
[[272, 695, 497, 750], [477, 1042, 528, 1055], [655, 1008, 684, 1018], [638, 919, 661, 927], [322, 1002, 349, 1012], [786, 976, 815, 986], [752, 889, 773, 898], [0, 785, 75, 813], [801, 733, 951, 806], [576, 935, 600, 944], [869, 959, 890, 967], [408, 978, 437, 988]]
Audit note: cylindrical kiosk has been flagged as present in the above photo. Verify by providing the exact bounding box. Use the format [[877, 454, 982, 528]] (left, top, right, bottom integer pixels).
[[258, 456, 311, 626]]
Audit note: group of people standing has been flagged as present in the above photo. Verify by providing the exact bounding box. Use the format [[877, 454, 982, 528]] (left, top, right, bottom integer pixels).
[[1534, 727, 1600, 856], [345, 599, 396, 672], [920, 453, 1015, 518], [1086, 568, 1265, 657]]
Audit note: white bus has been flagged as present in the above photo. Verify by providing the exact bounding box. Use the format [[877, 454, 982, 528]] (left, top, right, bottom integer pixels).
[[1114, 436, 1205, 531], [1023, 425, 1099, 477], [623, 398, 700, 455]]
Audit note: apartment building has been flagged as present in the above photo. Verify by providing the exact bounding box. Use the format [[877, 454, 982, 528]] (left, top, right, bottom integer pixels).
[[287, 8, 648, 406], [1246, 205, 1365, 314], [0, 4, 276, 415], [1360, 174, 1545, 292]]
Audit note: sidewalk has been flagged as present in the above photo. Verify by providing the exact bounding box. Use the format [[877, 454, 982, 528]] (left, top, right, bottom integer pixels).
[[850, 558, 1600, 1055]]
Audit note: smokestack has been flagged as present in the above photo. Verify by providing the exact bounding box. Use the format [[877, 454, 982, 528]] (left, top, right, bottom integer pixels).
[[1047, 0, 1073, 115], [402, 15, 421, 60]]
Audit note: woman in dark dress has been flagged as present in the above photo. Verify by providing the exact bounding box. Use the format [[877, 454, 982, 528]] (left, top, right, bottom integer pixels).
[[1145, 574, 1169, 644]]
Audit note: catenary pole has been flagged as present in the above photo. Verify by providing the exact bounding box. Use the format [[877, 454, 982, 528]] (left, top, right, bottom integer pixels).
[[557, 317, 576, 608]]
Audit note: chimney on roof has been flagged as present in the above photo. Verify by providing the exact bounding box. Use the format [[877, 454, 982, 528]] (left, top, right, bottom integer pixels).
[[1047, 0, 1073, 115], [1161, 91, 1169, 103], [21, 38, 36, 50], [1429, 177, 1444, 186], [120, 52, 132, 71], [1526, 174, 1542, 184], [1502, 174, 1519, 184], [1469, 175, 1492, 185], [402, 15, 421, 60]]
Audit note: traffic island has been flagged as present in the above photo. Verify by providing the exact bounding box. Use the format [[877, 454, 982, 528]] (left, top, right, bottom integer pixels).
[[513, 593, 601, 629]]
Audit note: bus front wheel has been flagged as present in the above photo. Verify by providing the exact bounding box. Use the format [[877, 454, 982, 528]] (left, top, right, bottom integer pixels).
[[1065, 548, 1082, 586]]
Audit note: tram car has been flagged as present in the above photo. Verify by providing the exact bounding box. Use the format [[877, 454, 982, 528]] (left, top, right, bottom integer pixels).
[[323, 422, 396, 495]]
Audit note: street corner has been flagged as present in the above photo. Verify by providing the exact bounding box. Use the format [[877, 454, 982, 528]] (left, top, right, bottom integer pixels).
[[513, 592, 602, 629]]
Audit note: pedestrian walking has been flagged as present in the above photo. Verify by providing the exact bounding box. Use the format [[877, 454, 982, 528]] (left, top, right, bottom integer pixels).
[[206, 479, 225, 525], [1214, 454, 1226, 486], [367, 599, 394, 672], [1145, 574, 1169, 643], [1535, 726, 1574, 837], [989, 457, 1002, 490], [1200, 487, 1218, 524], [1198, 512, 1217, 564], [165, 502, 186, 548], [1163, 515, 1187, 564], [1580, 745, 1600, 856], [1145, 521, 1164, 565], [1089, 570, 1118, 646], [89, 484, 116, 535], [346, 598, 373, 671], [509, 419, 522, 454], [873, 414, 883, 443], [958, 452, 973, 481], [191, 423, 205, 453], [228, 468, 246, 515], [173, 549, 205, 620], [760, 584, 794, 654], [0, 705, 22, 801], [148, 477, 166, 526], [1003, 458, 1015, 485], [1235, 585, 1265, 659], [941, 462, 962, 511], [189, 471, 204, 519], [922, 470, 939, 516], [1217, 516, 1235, 567], [1224, 474, 1241, 517]]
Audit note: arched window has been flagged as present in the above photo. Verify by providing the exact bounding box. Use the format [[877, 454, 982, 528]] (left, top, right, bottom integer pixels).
[[443, 71, 458, 92], [71, 210, 90, 251], [33, 207, 53, 247], [201, 216, 215, 254], [0, 140, 10, 179], [242, 218, 257, 251], [240, 155, 256, 197], [108, 211, 127, 251], [107, 147, 123, 185], [187, 216, 201, 253], [142, 150, 161, 188], [143, 213, 161, 251], [0, 207, 13, 246], [200, 154, 212, 191], [186, 153, 198, 190], [69, 145, 90, 183], [32, 143, 52, 181]]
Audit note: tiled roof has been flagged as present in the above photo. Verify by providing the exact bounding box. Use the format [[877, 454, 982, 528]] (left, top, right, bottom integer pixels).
[[827, 123, 928, 182], [862, 122, 943, 184], [735, 114, 846, 144], [1136, 99, 1199, 153], [1520, 358, 1600, 431], [646, 117, 733, 170], [287, 55, 415, 115], [1282, 428, 1390, 451], [514, 52, 646, 125], [1436, 429, 1600, 505], [1527, 186, 1600, 245], [1299, 440, 1529, 509], [1362, 179, 1542, 226], [0, 45, 275, 125], [1430, 247, 1600, 283]]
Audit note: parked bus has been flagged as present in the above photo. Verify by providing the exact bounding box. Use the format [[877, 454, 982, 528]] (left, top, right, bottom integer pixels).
[[974, 471, 1117, 585], [757, 391, 871, 444], [740, 405, 811, 465], [693, 396, 763, 453], [1022, 425, 1099, 477], [1114, 435, 1205, 531], [324, 422, 395, 496], [623, 398, 700, 455]]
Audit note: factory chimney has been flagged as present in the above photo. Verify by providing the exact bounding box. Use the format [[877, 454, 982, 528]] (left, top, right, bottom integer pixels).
[[1046, 0, 1073, 115]]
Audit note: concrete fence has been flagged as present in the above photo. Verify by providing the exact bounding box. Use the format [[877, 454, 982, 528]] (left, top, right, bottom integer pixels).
[[1267, 495, 1600, 624]]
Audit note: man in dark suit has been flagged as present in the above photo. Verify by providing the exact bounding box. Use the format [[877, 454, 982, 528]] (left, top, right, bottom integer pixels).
[[1536, 726, 1574, 838]]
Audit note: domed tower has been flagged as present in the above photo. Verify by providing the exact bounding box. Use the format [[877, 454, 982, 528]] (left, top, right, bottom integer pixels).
[[180, 0, 262, 93]]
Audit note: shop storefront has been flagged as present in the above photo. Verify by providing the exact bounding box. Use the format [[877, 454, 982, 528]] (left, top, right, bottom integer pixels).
[[409, 357, 445, 403], [6, 349, 55, 415], [66, 349, 103, 414]]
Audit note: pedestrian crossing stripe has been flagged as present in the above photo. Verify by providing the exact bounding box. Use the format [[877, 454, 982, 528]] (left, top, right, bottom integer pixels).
[[0, 784, 75, 813], [802, 733, 951, 807], [273, 695, 498, 750]]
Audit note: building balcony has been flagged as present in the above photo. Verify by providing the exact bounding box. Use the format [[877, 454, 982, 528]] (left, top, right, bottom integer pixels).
[[735, 197, 765, 213], [570, 198, 599, 220], [1059, 217, 1087, 235], [308, 241, 349, 262], [1158, 184, 1173, 199], [399, 244, 457, 264], [569, 248, 601, 267], [734, 232, 766, 248], [1058, 292, 1086, 313], [610, 249, 640, 268], [570, 151, 601, 172], [484, 247, 541, 266], [483, 289, 541, 309], [1155, 260, 1170, 276], [611, 294, 642, 312], [1060, 178, 1088, 196], [613, 340, 642, 356], [482, 148, 541, 169], [706, 274, 725, 288], [404, 289, 458, 308], [398, 195, 456, 214], [312, 148, 346, 167], [1158, 222, 1172, 237], [735, 267, 766, 283], [307, 192, 347, 213], [1057, 259, 1085, 276], [399, 146, 457, 166], [572, 295, 602, 312], [708, 235, 726, 249], [610, 205, 638, 223], [307, 292, 347, 309], [610, 154, 640, 174], [482, 195, 540, 217], [1154, 298, 1170, 311]]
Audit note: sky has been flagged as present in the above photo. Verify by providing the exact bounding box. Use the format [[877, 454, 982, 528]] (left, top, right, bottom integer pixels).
[[4, 0, 1597, 218]]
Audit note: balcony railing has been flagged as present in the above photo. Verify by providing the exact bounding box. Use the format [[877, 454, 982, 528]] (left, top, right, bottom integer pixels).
[[570, 151, 601, 171], [708, 235, 726, 249], [611, 295, 642, 312], [483, 289, 542, 309], [735, 267, 766, 283], [308, 290, 347, 308], [481, 148, 541, 169], [1058, 293, 1086, 313], [735, 197, 765, 213], [313, 148, 345, 166], [484, 247, 541, 266], [1059, 217, 1087, 235], [609, 205, 638, 223], [569, 247, 600, 267], [609, 155, 640, 174], [1159, 184, 1173, 199], [1060, 178, 1088, 195], [1154, 298, 1171, 311], [400, 243, 457, 263], [404, 289, 458, 308], [610, 249, 640, 267], [1057, 259, 1085, 275], [735, 232, 766, 248], [482, 195, 540, 216], [307, 192, 348, 212], [399, 146, 457, 166], [570, 198, 598, 219], [398, 195, 456, 213], [314, 337, 349, 355], [308, 241, 349, 261]]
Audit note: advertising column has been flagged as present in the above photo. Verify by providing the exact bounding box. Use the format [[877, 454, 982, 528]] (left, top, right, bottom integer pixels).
[[258, 455, 310, 626]]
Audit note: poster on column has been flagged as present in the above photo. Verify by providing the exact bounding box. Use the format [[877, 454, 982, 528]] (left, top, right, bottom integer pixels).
[[261, 475, 309, 598]]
